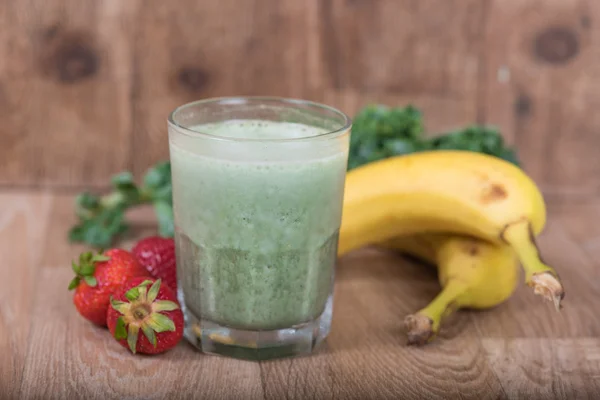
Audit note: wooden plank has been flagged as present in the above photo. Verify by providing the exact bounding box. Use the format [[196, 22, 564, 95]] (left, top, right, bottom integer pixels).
[[10, 197, 600, 397], [0, 192, 53, 398], [19, 268, 265, 400], [13, 195, 600, 397], [321, 0, 484, 99], [322, 89, 479, 138], [481, 338, 600, 399], [318, 0, 487, 148], [19, 191, 507, 398], [0, 0, 138, 187], [260, 249, 506, 400], [555, 200, 600, 259], [556, 202, 600, 244], [131, 0, 313, 177], [480, 0, 600, 200]]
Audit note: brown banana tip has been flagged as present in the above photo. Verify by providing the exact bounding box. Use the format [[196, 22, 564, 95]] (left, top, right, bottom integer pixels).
[[528, 271, 565, 311], [404, 314, 435, 346]]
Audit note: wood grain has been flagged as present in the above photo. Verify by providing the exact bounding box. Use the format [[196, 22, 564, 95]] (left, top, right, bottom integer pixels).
[[321, 0, 484, 97], [322, 88, 479, 137], [131, 0, 313, 177], [261, 249, 506, 400], [481, 338, 600, 398], [19, 268, 265, 400], [480, 0, 600, 200], [0, 0, 139, 187], [314, 0, 486, 137], [556, 201, 600, 262], [4, 191, 600, 398], [2, 0, 599, 197], [0, 192, 52, 399]]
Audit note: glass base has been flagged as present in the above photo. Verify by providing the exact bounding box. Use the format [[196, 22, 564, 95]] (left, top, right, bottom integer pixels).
[[181, 295, 333, 361]]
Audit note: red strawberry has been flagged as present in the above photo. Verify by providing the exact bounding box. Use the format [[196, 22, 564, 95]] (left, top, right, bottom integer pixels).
[[69, 249, 149, 326], [107, 277, 184, 355], [131, 236, 177, 291]]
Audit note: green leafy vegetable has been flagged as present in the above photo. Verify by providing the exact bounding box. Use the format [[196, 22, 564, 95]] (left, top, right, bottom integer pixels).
[[348, 104, 519, 170], [68, 161, 172, 248], [427, 125, 520, 167], [348, 104, 427, 170], [68, 104, 519, 248]]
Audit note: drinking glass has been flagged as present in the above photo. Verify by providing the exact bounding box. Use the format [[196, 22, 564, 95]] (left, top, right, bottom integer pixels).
[[167, 97, 351, 360]]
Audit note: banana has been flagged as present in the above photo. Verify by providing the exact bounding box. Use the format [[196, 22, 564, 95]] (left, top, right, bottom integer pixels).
[[378, 234, 518, 345], [338, 150, 564, 309]]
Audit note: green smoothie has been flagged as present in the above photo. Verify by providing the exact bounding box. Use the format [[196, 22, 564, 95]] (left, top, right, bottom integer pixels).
[[170, 120, 348, 331]]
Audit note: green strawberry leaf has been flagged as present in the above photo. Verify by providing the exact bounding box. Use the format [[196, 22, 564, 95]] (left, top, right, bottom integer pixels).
[[127, 324, 140, 354], [110, 297, 129, 315], [68, 277, 80, 291], [83, 276, 97, 287], [153, 300, 179, 312], [147, 312, 176, 333], [79, 263, 96, 276], [91, 253, 110, 263], [142, 324, 157, 347], [125, 287, 140, 302], [114, 316, 127, 340], [147, 279, 161, 303], [71, 261, 80, 274], [80, 252, 92, 264]]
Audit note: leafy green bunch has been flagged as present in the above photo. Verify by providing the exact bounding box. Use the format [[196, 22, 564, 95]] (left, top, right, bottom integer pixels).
[[348, 105, 427, 170], [348, 104, 520, 170], [69, 161, 173, 248], [69, 104, 519, 248]]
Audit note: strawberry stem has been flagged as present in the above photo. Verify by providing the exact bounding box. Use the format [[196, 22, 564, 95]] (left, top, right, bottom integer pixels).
[[68, 250, 110, 290], [110, 279, 180, 353]]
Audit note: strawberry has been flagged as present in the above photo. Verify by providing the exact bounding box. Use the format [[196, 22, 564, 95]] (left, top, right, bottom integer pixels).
[[69, 249, 149, 326], [131, 236, 177, 291], [107, 277, 184, 355]]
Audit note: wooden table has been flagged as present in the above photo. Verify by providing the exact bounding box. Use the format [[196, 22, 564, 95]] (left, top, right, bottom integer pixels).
[[2, 191, 599, 399]]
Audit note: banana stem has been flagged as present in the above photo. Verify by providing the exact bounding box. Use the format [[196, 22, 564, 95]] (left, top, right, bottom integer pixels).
[[501, 220, 565, 311], [404, 279, 468, 345]]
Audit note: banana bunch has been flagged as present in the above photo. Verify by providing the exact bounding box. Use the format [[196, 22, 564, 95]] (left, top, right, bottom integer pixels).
[[338, 150, 564, 345]]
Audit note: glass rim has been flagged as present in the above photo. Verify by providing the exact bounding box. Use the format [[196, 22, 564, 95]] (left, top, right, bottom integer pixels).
[[167, 96, 352, 143]]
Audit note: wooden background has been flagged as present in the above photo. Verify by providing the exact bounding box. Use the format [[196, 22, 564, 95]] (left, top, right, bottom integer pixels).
[[0, 0, 598, 200]]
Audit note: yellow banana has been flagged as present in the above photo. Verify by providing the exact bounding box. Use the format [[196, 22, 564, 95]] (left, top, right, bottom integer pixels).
[[338, 150, 564, 309], [378, 234, 518, 345]]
